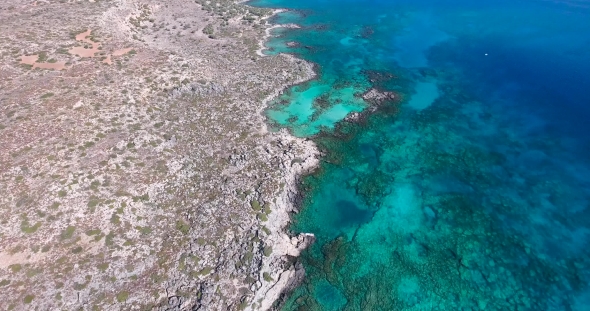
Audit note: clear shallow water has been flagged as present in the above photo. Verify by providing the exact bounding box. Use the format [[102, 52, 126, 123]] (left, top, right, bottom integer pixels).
[[251, 0, 590, 309]]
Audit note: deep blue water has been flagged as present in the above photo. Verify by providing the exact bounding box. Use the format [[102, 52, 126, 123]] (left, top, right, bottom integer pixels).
[[251, 0, 590, 309]]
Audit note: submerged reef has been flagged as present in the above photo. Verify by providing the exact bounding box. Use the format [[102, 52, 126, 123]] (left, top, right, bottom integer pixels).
[[251, 0, 590, 309], [282, 86, 590, 310]]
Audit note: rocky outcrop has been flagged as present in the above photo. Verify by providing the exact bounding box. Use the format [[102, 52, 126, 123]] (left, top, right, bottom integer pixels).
[[247, 130, 319, 310], [361, 88, 396, 106]]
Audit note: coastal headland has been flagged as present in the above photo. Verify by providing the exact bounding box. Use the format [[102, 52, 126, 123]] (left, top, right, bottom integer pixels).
[[0, 0, 317, 309]]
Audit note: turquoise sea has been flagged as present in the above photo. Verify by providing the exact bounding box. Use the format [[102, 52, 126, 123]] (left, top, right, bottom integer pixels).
[[251, 0, 590, 309]]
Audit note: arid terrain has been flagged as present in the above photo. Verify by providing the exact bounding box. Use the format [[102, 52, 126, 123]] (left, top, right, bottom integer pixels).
[[0, 0, 318, 310]]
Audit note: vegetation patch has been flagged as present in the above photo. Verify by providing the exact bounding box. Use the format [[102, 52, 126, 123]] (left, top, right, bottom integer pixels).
[[9, 264, 22, 273], [23, 295, 35, 304], [20, 221, 42, 234], [263, 246, 272, 257], [116, 291, 129, 302], [61, 226, 76, 240], [250, 200, 261, 211], [176, 220, 190, 235]]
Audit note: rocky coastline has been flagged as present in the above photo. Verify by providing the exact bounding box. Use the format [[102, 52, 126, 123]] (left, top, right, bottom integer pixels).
[[247, 9, 320, 311], [0, 0, 320, 309]]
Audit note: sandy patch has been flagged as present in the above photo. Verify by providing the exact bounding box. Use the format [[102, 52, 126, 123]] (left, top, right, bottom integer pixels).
[[21, 54, 39, 65], [34, 62, 66, 70], [102, 47, 132, 65], [70, 29, 132, 64], [20, 54, 66, 70], [69, 29, 100, 58], [75, 29, 92, 41], [103, 54, 112, 64], [112, 47, 132, 56], [69, 46, 99, 57]]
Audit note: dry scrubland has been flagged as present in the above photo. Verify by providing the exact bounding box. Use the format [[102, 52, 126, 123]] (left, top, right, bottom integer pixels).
[[0, 0, 318, 310]]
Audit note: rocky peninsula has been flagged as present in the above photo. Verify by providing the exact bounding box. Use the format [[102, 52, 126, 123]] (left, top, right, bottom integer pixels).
[[0, 0, 317, 309]]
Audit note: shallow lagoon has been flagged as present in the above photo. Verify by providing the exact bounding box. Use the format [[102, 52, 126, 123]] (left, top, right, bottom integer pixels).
[[251, 0, 590, 309]]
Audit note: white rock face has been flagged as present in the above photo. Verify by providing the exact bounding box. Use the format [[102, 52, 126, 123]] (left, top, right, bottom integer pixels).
[[248, 129, 320, 311], [362, 88, 396, 104]]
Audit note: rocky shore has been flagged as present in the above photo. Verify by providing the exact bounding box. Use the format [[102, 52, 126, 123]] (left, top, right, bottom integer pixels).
[[0, 0, 319, 309], [238, 10, 320, 311]]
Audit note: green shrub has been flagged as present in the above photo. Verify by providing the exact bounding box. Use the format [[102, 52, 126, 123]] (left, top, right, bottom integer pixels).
[[176, 221, 190, 235], [87, 196, 100, 209], [250, 200, 261, 211], [261, 226, 270, 235], [21, 221, 41, 234], [263, 203, 272, 215], [61, 226, 76, 240], [38, 51, 48, 62], [244, 251, 254, 263], [116, 291, 129, 302], [71, 246, 83, 254], [202, 24, 214, 35], [132, 193, 149, 202], [105, 232, 115, 246], [73, 282, 86, 290], [97, 263, 109, 271], [23, 295, 35, 304], [136, 226, 152, 235], [85, 229, 101, 236], [110, 213, 120, 225], [9, 264, 21, 273], [198, 267, 213, 276]]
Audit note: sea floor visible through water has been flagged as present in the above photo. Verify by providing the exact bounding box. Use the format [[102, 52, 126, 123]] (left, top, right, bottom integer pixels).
[[250, 0, 590, 309]]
